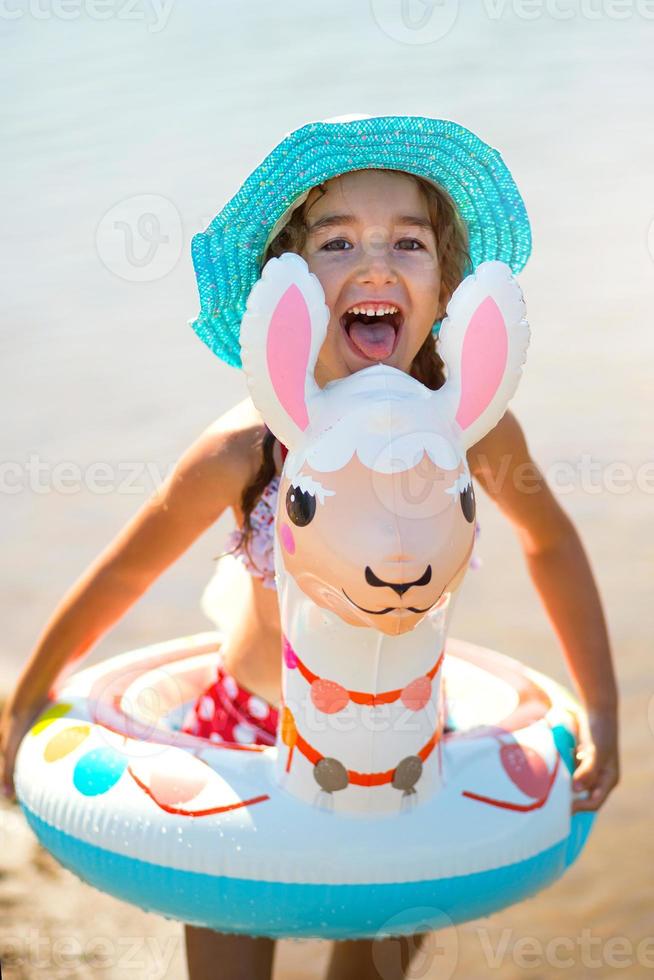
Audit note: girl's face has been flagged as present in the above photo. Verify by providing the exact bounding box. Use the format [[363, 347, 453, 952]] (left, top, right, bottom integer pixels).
[[299, 169, 442, 386]]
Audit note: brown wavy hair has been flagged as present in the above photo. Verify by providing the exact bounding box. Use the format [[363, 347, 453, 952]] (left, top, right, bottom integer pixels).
[[237, 171, 470, 552]]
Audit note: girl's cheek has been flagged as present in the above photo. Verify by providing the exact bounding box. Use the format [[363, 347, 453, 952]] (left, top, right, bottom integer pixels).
[[280, 523, 296, 555]]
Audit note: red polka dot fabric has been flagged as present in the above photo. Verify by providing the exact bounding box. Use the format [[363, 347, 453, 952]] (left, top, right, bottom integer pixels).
[[181, 662, 278, 747]]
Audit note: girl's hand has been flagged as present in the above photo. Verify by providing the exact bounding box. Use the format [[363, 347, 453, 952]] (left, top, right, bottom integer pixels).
[[0, 692, 50, 800], [571, 708, 620, 813]]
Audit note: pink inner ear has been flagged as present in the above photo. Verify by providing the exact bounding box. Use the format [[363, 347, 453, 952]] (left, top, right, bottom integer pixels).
[[456, 296, 508, 432], [266, 284, 311, 431]]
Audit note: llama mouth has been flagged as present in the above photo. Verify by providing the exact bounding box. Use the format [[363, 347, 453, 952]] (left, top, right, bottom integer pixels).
[[342, 589, 436, 616], [340, 307, 403, 361]]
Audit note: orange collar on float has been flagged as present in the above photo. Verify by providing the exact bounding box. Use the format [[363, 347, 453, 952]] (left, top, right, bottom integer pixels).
[[291, 645, 444, 708], [294, 727, 441, 787]]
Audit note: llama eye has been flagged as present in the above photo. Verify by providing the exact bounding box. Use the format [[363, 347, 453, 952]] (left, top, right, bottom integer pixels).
[[460, 483, 475, 523], [286, 485, 316, 527]]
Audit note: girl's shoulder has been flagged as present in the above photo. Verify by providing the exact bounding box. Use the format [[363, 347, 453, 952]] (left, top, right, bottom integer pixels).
[[172, 398, 270, 514]]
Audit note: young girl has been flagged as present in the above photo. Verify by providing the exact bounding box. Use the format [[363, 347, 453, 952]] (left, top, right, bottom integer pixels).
[[1, 115, 619, 980]]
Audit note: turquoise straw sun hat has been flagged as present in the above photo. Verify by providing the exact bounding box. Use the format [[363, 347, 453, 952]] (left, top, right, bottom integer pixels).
[[190, 114, 531, 368]]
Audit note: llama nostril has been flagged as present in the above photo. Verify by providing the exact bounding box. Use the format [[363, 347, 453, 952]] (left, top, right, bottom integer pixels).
[[365, 565, 432, 598]]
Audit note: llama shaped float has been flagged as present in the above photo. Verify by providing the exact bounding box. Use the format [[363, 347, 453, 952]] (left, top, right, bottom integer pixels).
[[15, 253, 594, 937], [241, 253, 531, 816]]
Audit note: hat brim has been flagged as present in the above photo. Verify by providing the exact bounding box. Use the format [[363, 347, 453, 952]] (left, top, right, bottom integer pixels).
[[191, 115, 531, 368]]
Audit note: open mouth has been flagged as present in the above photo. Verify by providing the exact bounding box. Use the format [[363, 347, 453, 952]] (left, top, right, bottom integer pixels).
[[340, 303, 403, 361], [342, 588, 437, 616]]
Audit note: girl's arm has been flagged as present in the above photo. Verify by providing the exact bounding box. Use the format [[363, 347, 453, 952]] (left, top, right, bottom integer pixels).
[[468, 410, 619, 813], [1, 409, 262, 793]]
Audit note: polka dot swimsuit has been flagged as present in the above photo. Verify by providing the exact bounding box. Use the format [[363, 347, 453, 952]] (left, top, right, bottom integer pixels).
[[181, 661, 278, 746], [223, 475, 279, 590]]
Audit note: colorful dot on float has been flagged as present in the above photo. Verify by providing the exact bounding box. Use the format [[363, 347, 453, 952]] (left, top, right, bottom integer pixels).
[[281, 707, 297, 748], [148, 770, 208, 807], [73, 747, 127, 796], [281, 706, 297, 775], [311, 679, 349, 715], [43, 725, 90, 762], [499, 741, 549, 798], [147, 757, 210, 807], [283, 638, 298, 669], [401, 676, 432, 711], [551, 724, 576, 775], [30, 703, 73, 736]]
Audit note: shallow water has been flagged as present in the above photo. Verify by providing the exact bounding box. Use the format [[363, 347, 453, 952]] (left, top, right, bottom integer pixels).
[[2, 3, 653, 977]]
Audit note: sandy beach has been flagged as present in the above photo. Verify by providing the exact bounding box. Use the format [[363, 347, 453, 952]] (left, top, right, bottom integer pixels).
[[2, 3, 653, 977]]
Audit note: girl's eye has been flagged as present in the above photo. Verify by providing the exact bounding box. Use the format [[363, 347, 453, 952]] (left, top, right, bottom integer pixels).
[[286, 485, 317, 527], [396, 238, 425, 250], [322, 238, 352, 252]]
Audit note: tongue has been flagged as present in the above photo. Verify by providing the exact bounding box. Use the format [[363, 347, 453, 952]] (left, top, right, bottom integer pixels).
[[348, 320, 396, 360]]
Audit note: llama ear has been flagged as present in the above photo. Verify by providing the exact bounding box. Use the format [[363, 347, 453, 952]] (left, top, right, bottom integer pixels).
[[436, 262, 530, 449], [240, 254, 329, 450]]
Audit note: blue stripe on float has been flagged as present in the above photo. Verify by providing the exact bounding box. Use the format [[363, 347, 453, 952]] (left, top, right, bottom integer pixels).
[[564, 811, 596, 868], [20, 804, 595, 939]]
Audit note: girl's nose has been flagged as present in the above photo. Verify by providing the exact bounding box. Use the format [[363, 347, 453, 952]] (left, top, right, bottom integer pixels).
[[354, 241, 398, 285]]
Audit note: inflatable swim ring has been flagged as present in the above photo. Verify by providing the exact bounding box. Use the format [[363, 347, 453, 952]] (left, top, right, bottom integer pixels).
[[15, 631, 594, 938], [15, 257, 596, 938]]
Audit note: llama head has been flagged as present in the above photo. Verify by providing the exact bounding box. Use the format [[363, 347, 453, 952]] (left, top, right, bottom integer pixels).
[[241, 254, 529, 635]]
